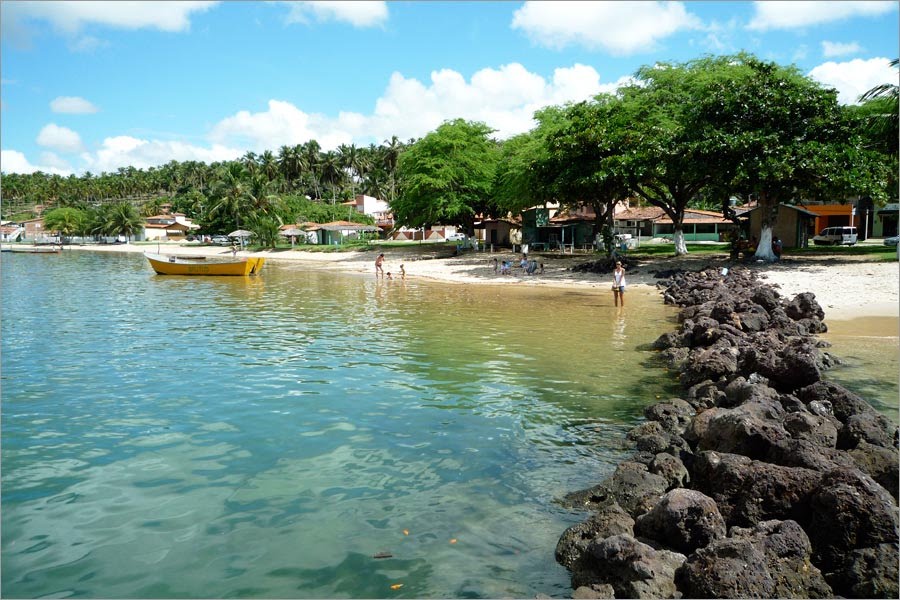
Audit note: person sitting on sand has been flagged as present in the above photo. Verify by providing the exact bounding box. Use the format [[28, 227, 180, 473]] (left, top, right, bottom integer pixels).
[[500, 260, 510, 275]]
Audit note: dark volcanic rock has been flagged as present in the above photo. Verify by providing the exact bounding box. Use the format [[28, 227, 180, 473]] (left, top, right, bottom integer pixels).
[[584, 534, 686, 599], [690, 451, 823, 527], [633, 488, 726, 554], [676, 519, 831, 599], [556, 502, 634, 571]]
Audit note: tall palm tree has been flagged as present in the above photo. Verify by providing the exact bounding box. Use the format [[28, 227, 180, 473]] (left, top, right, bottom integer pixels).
[[210, 162, 251, 231], [319, 151, 345, 205], [302, 140, 322, 200], [382, 135, 403, 204]]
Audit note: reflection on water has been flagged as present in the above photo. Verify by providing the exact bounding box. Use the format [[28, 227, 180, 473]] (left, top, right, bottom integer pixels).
[[2, 251, 895, 598]]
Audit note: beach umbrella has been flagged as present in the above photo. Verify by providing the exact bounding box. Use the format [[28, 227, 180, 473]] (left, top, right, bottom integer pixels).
[[228, 230, 253, 238]]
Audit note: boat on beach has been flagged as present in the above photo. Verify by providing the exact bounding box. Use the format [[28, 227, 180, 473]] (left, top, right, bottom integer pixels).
[[1, 244, 62, 254], [144, 252, 265, 276]]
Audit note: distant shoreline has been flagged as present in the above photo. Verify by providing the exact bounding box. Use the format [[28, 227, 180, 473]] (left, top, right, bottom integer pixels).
[[50, 241, 900, 322]]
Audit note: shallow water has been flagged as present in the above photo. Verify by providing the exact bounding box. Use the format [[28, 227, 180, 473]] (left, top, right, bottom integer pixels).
[[2, 251, 681, 599], [2, 251, 896, 598]]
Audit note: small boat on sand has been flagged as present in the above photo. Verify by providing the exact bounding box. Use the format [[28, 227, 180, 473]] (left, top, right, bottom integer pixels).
[[2, 245, 61, 254], [144, 252, 265, 276]]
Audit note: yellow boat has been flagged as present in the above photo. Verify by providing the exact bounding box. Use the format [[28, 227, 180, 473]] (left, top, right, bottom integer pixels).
[[144, 252, 265, 276]]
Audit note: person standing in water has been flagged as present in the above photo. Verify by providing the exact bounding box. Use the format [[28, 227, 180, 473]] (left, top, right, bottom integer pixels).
[[375, 253, 385, 278], [613, 260, 626, 307]]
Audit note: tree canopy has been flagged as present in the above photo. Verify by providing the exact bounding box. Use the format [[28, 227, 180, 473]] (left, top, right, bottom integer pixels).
[[393, 119, 500, 233]]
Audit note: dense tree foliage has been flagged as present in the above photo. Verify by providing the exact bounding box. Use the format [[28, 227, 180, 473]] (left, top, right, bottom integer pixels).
[[394, 119, 500, 234]]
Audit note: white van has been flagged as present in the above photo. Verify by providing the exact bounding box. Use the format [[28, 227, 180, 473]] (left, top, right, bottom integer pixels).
[[812, 226, 858, 246]]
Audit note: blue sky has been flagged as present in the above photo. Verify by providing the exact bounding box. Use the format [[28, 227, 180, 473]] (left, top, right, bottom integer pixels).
[[1, 1, 897, 176]]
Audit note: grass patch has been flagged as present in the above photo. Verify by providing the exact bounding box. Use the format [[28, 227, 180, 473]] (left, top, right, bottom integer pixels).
[[627, 242, 730, 258]]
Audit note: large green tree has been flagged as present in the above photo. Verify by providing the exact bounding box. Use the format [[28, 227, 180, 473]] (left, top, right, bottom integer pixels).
[[538, 98, 633, 256], [690, 54, 888, 260], [493, 105, 566, 217], [394, 119, 499, 234], [42, 207, 88, 241], [610, 60, 726, 255]]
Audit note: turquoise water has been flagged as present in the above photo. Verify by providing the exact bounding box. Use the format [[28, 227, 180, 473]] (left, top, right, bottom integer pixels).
[[3, 251, 895, 598], [2, 250, 682, 599]]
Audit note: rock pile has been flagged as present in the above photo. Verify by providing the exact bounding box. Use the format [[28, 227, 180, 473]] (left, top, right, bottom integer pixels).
[[556, 266, 899, 599]]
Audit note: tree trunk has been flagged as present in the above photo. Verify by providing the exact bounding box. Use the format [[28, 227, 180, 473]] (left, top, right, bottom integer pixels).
[[673, 228, 688, 255], [755, 226, 777, 261], [753, 192, 779, 262]]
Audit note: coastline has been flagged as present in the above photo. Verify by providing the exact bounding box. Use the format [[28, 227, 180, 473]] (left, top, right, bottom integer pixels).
[[55, 241, 899, 321]]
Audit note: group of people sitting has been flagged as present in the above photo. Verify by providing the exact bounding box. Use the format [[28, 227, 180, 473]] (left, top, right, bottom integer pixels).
[[494, 255, 544, 276]]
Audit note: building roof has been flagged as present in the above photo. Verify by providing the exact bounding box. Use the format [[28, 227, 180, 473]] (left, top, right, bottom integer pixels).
[[742, 203, 819, 218], [614, 206, 666, 221]]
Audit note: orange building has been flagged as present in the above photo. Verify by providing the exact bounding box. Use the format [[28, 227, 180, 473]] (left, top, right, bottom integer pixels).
[[796, 202, 857, 236]]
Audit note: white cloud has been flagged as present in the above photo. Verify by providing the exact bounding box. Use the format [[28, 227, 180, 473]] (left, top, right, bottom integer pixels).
[[209, 63, 624, 151], [1, 1, 218, 46], [1, 149, 72, 175], [821, 41, 863, 58], [5, 62, 632, 174], [82, 136, 242, 173], [808, 57, 898, 104], [747, 1, 896, 31], [50, 96, 99, 114], [209, 99, 352, 151], [280, 1, 388, 28], [36, 123, 84, 153], [511, 1, 702, 55]]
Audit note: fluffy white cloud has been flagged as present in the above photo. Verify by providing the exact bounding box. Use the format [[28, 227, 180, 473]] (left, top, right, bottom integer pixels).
[[1, 149, 72, 175], [50, 96, 99, 114], [280, 1, 388, 28], [82, 136, 242, 173], [808, 57, 898, 104], [821, 41, 863, 58], [209, 63, 625, 151], [36, 123, 84, 153], [3, 0, 218, 34], [209, 99, 353, 151], [6, 62, 632, 174], [511, 1, 702, 55], [747, 1, 896, 31]]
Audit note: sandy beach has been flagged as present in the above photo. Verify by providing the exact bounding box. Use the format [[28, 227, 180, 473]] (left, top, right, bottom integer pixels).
[[54, 241, 899, 321]]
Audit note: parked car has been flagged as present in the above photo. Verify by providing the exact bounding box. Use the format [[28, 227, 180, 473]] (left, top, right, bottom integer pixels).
[[211, 235, 230, 246], [812, 226, 858, 246], [446, 232, 467, 241], [883, 235, 899, 247]]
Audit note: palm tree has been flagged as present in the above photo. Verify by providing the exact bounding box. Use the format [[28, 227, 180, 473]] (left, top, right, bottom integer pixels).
[[858, 58, 899, 157], [319, 151, 345, 205], [209, 162, 251, 232], [104, 201, 144, 241], [382, 135, 403, 204], [302, 140, 322, 199]]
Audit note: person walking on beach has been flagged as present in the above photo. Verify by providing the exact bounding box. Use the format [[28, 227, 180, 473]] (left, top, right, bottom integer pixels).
[[613, 261, 626, 307], [375, 253, 385, 278]]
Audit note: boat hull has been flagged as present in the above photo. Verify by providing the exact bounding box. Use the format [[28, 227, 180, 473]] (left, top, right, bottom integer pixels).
[[2, 245, 61, 253], [145, 253, 264, 276]]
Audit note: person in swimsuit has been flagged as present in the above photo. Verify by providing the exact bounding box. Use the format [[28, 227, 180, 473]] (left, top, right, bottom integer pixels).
[[375, 253, 385, 278], [613, 261, 626, 307]]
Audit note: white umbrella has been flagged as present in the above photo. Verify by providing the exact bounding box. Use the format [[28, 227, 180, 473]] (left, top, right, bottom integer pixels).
[[228, 230, 253, 238]]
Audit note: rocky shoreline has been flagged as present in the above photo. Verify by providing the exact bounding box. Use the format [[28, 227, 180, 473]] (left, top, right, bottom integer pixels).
[[555, 266, 899, 599]]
